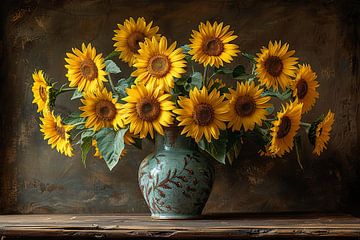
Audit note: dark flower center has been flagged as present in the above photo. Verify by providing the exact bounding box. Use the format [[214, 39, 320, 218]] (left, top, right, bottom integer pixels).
[[95, 100, 116, 121], [264, 56, 283, 77], [80, 59, 98, 81], [203, 38, 224, 56], [235, 96, 256, 117], [193, 103, 214, 126], [128, 31, 146, 53], [296, 79, 308, 99], [277, 116, 291, 138], [55, 125, 66, 139], [39, 86, 47, 101], [148, 55, 170, 78], [137, 97, 161, 122]]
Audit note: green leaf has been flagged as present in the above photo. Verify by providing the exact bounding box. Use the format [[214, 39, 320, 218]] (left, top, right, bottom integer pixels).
[[105, 60, 121, 74], [214, 66, 233, 75], [294, 135, 304, 170], [234, 74, 256, 81], [104, 51, 120, 61], [94, 128, 127, 171], [198, 132, 228, 164], [190, 72, 202, 89], [114, 78, 129, 97], [232, 65, 246, 78], [262, 89, 292, 101], [241, 52, 256, 63], [181, 44, 191, 54], [71, 89, 83, 100], [63, 112, 85, 125], [81, 136, 92, 167]]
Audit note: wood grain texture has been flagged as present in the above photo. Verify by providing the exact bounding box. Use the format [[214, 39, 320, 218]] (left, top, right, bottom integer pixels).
[[1, 214, 360, 239], [0, 0, 359, 215]]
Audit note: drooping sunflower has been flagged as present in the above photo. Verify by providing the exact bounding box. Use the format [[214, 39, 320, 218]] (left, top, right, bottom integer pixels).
[[255, 41, 298, 91], [79, 88, 124, 131], [40, 111, 74, 157], [121, 83, 175, 138], [113, 17, 161, 66], [92, 131, 134, 159], [291, 64, 319, 113], [189, 21, 239, 68], [225, 81, 272, 132], [309, 111, 335, 156], [269, 101, 303, 157], [131, 36, 187, 92], [207, 78, 227, 91], [174, 87, 229, 143], [65, 43, 107, 92], [32, 70, 51, 113]]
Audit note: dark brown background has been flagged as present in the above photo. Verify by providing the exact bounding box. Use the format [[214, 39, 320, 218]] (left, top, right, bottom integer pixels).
[[0, 0, 359, 215]]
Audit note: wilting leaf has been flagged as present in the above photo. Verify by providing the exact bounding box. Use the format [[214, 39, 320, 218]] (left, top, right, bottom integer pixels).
[[105, 60, 121, 74]]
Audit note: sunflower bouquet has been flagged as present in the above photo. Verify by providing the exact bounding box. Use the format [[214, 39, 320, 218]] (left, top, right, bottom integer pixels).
[[32, 18, 334, 170]]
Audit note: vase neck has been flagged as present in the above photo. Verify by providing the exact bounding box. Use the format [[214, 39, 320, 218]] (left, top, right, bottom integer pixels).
[[155, 126, 196, 151]]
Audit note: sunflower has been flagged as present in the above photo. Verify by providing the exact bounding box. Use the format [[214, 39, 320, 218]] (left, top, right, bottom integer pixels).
[[207, 78, 227, 91], [79, 88, 124, 131], [310, 111, 335, 156], [269, 101, 303, 157], [92, 131, 134, 159], [40, 111, 74, 157], [113, 17, 161, 66], [65, 43, 107, 92], [225, 81, 271, 131], [32, 70, 51, 113], [189, 21, 239, 68], [291, 64, 319, 113], [174, 87, 229, 143], [131, 36, 187, 92], [259, 144, 276, 158], [121, 83, 175, 139], [255, 41, 298, 91]]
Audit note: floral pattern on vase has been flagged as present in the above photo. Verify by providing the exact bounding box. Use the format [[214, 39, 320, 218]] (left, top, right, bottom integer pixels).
[[138, 126, 214, 219]]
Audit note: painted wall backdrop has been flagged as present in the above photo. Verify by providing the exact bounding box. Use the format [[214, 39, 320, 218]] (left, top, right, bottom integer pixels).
[[0, 0, 359, 214]]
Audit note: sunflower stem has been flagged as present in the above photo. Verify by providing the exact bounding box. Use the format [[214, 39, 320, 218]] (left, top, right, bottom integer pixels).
[[71, 121, 86, 127], [107, 74, 117, 93], [203, 66, 208, 87], [300, 122, 311, 128]]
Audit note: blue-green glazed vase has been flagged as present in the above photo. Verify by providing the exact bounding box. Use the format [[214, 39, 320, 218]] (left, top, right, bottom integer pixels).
[[138, 126, 214, 219]]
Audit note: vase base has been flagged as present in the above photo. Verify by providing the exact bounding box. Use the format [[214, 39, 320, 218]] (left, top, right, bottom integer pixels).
[[151, 213, 202, 220]]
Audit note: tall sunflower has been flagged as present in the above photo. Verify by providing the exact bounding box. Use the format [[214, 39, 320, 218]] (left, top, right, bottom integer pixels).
[[291, 64, 319, 113], [32, 70, 51, 113], [40, 111, 74, 157], [121, 83, 175, 138], [79, 88, 124, 131], [65, 43, 107, 92], [189, 21, 239, 68], [131, 36, 187, 92], [113, 17, 161, 66], [269, 101, 303, 157], [310, 111, 335, 156], [225, 81, 271, 131], [255, 41, 298, 91], [174, 87, 229, 143]]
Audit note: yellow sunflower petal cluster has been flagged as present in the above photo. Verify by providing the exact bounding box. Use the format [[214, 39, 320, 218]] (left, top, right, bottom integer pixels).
[[189, 21, 239, 68], [207, 78, 226, 91], [174, 87, 229, 143], [79, 88, 124, 131], [122, 83, 175, 138], [40, 111, 74, 157], [132, 36, 187, 92], [291, 64, 319, 113], [312, 111, 335, 156], [256, 41, 298, 91], [32, 70, 51, 113], [113, 17, 161, 66], [65, 43, 107, 92], [269, 101, 303, 157], [226, 81, 271, 131]]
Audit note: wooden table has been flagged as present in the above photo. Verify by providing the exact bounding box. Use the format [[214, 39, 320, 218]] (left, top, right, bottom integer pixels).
[[0, 213, 360, 239]]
